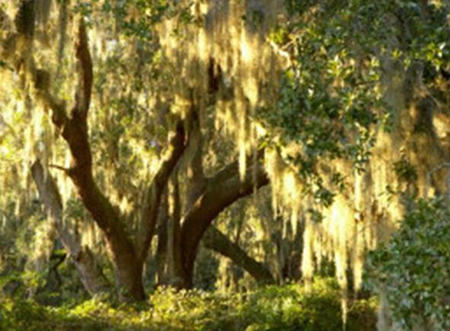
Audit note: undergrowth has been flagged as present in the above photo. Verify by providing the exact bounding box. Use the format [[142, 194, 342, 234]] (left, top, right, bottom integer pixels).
[[0, 278, 376, 331]]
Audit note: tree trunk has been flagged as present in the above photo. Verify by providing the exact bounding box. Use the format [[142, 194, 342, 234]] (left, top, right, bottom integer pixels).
[[155, 191, 168, 285], [23, 20, 188, 301], [31, 159, 111, 295], [175, 152, 269, 288], [167, 175, 184, 287]]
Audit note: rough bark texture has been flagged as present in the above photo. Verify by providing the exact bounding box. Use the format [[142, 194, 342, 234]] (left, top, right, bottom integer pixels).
[[31, 159, 111, 295], [203, 226, 274, 284]]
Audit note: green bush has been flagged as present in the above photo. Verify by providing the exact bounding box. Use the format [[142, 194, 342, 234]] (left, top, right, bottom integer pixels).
[[0, 278, 376, 330], [366, 198, 450, 330], [0, 297, 49, 331], [240, 279, 376, 331]]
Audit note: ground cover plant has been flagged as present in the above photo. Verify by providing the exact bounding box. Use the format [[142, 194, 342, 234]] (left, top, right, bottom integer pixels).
[[0, 278, 376, 331]]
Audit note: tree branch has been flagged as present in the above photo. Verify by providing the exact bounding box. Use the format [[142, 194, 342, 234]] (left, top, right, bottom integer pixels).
[[48, 163, 70, 173], [8, 9, 143, 299], [72, 19, 93, 120], [203, 226, 274, 284], [137, 119, 187, 262], [179, 150, 269, 281]]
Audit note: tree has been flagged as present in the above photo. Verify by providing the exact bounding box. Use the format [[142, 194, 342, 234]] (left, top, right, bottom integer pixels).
[[0, 0, 270, 300]]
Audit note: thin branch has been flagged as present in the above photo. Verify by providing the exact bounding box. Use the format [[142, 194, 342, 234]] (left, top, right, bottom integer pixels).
[[48, 163, 71, 173], [203, 225, 274, 284]]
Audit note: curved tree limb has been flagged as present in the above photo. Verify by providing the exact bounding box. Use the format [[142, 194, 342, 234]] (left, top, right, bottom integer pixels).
[[203, 226, 274, 284], [179, 150, 269, 287]]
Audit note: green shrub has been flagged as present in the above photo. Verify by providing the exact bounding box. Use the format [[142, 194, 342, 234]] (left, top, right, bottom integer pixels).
[[366, 198, 450, 330], [0, 297, 50, 331], [241, 278, 376, 331]]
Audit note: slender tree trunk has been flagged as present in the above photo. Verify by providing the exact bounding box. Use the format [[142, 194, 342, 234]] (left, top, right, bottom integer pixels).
[[167, 175, 184, 287], [155, 191, 169, 285], [283, 220, 303, 281], [31, 160, 111, 295]]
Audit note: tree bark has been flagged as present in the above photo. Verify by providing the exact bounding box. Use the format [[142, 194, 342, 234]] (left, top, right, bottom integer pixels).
[[154, 191, 168, 285], [31, 159, 111, 295], [203, 226, 274, 284], [167, 175, 184, 287]]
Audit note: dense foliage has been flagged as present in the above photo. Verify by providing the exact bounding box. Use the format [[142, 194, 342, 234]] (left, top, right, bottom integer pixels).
[[0, 278, 376, 331], [366, 198, 450, 330]]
